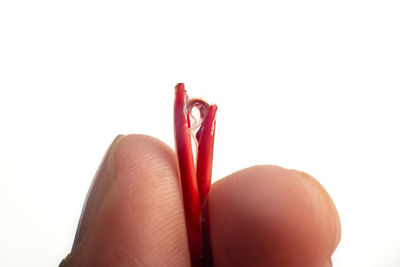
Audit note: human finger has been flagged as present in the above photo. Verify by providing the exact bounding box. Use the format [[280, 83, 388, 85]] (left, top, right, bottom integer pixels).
[[60, 134, 190, 267], [208, 165, 341, 267]]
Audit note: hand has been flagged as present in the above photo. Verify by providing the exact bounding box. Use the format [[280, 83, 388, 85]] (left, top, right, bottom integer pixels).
[[60, 134, 340, 267]]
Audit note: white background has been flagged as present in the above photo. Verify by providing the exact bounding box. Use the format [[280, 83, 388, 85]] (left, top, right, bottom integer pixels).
[[1, 1, 399, 266]]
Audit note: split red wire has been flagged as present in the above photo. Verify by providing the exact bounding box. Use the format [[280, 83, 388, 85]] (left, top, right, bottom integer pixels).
[[174, 83, 217, 267]]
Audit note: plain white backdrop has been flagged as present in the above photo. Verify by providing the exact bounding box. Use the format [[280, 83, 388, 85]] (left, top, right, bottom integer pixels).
[[1, 1, 399, 266]]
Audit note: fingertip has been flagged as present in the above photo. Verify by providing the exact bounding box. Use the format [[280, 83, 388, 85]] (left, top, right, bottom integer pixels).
[[209, 165, 341, 267], [64, 134, 190, 267]]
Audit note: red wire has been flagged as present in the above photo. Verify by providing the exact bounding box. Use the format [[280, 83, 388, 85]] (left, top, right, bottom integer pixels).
[[196, 104, 217, 203], [174, 83, 217, 267]]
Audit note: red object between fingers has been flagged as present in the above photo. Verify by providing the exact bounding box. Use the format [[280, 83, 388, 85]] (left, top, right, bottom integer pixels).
[[174, 83, 217, 267]]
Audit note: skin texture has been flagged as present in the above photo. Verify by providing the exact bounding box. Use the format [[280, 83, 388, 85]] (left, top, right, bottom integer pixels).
[[60, 134, 341, 267]]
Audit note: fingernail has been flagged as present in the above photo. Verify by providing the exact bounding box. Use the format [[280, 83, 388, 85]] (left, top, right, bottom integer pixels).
[[72, 134, 125, 250]]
